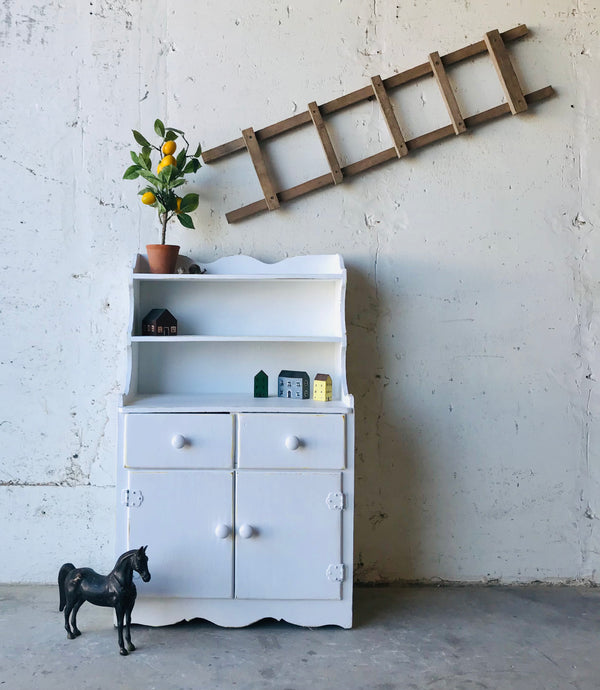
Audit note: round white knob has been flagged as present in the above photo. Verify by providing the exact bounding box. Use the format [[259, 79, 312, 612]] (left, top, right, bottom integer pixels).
[[238, 524, 254, 539], [285, 435, 300, 451], [171, 434, 186, 449], [215, 524, 231, 539]]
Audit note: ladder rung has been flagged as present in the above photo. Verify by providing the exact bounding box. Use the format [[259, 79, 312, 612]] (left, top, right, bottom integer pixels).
[[428, 51, 466, 135], [484, 29, 528, 114], [241, 127, 280, 211], [308, 102, 343, 184], [371, 75, 408, 158]]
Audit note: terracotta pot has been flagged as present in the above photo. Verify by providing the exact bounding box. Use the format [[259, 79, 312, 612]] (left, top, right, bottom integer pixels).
[[146, 244, 180, 274]]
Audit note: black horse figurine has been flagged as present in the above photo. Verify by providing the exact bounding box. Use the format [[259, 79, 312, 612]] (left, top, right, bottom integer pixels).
[[58, 546, 151, 655]]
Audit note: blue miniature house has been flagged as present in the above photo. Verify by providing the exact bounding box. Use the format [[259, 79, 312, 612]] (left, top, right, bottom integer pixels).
[[278, 370, 310, 399]]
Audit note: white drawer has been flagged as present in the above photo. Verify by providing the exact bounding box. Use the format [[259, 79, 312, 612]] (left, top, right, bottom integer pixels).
[[123, 413, 233, 469], [237, 413, 346, 469]]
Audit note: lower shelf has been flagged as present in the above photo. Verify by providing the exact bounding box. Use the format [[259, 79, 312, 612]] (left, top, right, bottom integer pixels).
[[121, 393, 353, 414], [130, 596, 353, 629]]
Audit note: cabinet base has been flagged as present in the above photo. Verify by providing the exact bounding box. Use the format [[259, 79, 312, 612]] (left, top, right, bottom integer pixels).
[[130, 596, 353, 629]]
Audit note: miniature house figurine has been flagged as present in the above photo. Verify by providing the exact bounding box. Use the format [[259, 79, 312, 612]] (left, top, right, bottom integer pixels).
[[278, 370, 310, 399], [142, 309, 177, 336], [254, 370, 268, 398], [313, 373, 333, 401]]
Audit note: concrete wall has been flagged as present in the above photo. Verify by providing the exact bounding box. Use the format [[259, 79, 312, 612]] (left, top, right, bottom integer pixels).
[[1, 0, 598, 584]]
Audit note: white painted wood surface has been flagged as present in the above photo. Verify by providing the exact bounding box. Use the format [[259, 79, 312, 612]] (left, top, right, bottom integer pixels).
[[117, 255, 354, 627]]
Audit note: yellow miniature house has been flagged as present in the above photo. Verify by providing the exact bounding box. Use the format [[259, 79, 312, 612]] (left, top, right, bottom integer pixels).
[[313, 373, 332, 401]]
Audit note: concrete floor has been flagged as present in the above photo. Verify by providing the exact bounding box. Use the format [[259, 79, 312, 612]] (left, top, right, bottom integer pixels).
[[1, 584, 599, 690]]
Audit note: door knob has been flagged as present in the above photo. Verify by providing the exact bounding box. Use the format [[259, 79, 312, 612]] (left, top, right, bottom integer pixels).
[[215, 524, 231, 539], [238, 524, 255, 539], [171, 434, 186, 449], [285, 435, 300, 451]]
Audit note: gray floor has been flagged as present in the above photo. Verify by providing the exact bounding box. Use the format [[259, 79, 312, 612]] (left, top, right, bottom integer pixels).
[[1, 584, 598, 689]]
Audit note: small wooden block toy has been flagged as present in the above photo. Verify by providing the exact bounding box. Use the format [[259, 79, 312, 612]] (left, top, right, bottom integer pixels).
[[142, 308, 177, 336], [278, 370, 310, 399], [254, 370, 268, 397], [313, 373, 332, 401]]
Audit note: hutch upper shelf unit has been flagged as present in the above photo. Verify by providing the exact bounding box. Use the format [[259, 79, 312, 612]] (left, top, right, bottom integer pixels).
[[117, 254, 354, 628]]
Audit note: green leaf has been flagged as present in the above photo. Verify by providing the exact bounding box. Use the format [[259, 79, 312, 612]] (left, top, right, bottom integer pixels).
[[154, 119, 165, 137], [137, 186, 156, 196], [138, 169, 161, 185], [130, 151, 141, 165], [165, 130, 179, 141], [193, 143, 203, 158], [170, 178, 186, 188], [176, 149, 187, 169], [183, 158, 201, 175], [123, 165, 141, 180], [140, 147, 152, 169], [179, 193, 199, 214], [167, 127, 185, 134], [138, 154, 150, 171], [177, 212, 195, 229], [158, 165, 175, 185], [132, 130, 151, 148]]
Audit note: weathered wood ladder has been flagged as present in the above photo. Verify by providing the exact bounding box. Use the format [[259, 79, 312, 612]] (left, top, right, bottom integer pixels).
[[202, 25, 554, 224]]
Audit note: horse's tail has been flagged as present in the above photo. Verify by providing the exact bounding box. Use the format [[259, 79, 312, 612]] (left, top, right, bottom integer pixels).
[[58, 563, 76, 611]]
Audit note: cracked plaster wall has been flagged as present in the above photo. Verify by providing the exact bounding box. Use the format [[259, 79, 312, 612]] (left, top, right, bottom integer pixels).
[[1, 0, 599, 584]]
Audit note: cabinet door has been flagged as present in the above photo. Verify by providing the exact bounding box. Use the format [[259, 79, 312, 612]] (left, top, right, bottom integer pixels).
[[125, 471, 233, 599], [235, 472, 343, 600]]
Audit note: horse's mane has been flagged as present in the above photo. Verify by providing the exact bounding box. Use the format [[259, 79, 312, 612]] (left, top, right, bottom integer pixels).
[[114, 549, 138, 569]]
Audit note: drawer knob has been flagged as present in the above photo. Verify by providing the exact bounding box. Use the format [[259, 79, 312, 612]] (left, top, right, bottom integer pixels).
[[238, 524, 255, 539], [285, 435, 300, 451], [215, 524, 231, 539], [171, 434, 186, 449]]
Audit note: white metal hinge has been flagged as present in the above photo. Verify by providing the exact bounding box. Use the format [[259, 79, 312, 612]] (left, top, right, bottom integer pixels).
[[327, 564, 345, 582], [326, 491, 345, 510], [121, 489, 143, 508]]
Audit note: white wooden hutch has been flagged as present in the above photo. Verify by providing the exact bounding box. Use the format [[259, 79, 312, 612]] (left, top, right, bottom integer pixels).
[[117, 254, 354, 628]]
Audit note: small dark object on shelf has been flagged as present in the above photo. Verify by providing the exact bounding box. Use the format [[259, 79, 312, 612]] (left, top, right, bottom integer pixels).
[[58, 546, 151, 656], [254, 369, 268, 397], [188, 263, 206, 274], [142, 308, 177, 336], [278, 370, 310, 399]]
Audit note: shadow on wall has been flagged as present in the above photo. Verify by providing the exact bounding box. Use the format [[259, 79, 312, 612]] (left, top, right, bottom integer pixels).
[[346, 264, 426, 584]]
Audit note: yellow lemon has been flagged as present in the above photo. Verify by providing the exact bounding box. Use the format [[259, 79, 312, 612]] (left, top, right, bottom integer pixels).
[[141, 191, 156, 205], [160, 154, 177, 169], [162, 140, 176, 155], [176, 197, 182, 213]]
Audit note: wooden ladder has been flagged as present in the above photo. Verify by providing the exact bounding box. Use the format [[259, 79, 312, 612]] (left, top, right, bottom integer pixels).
[[202, 25, 554, 224]]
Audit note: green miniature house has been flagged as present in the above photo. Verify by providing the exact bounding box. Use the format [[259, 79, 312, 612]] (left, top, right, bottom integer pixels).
[[313, 373, 332, 401], [254, 370, 268, 398]]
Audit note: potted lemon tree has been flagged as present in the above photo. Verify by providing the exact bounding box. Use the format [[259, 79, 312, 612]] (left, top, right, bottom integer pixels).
[[124, 119, 201, 273]]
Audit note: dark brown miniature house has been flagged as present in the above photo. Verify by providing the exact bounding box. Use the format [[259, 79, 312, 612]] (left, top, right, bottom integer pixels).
[[142, 309, 177, 336]]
